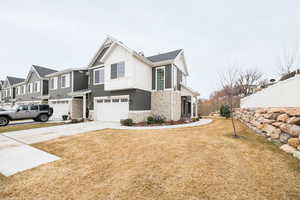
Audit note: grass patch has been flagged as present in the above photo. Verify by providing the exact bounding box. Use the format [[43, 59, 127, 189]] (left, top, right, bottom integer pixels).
[[0, 122, 64, 134]]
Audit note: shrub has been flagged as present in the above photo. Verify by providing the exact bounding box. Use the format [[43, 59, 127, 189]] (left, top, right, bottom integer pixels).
[[153, 115, 165, 124], [120, 118, 133, 126], [220, 105, 231, 119], [147, 116, 154, 124], [62, 115, 68, 121]]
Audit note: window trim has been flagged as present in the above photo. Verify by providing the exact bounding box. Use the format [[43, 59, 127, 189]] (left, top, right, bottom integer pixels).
[[155, 66, 166, 91], [94, 67, 105, 85], [50, 77, 58, 90], [61, 75, 67, 88]]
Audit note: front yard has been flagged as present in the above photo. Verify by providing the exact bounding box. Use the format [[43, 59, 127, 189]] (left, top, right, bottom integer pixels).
[[1, 118, 300, 199]]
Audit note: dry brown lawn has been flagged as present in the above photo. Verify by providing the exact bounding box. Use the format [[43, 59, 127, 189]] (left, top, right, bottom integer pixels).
[[0, 122, 63, 134], [1, 118, 300, 200]]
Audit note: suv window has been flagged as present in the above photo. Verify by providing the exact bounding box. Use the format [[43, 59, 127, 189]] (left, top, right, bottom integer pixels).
[[30, 105, 39, 111], [19, 105, 28, 111], [39, 105, 49, 111]]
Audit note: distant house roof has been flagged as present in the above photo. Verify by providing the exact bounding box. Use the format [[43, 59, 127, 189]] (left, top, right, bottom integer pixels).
[[146, 49, 182, 62], [7, 76, 25, 85], [32, 65, 58, 78]]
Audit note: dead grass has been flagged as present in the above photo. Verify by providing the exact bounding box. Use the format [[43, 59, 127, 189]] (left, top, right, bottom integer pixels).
[[0, 122, 63, 134], [1, 118, 300, 200]]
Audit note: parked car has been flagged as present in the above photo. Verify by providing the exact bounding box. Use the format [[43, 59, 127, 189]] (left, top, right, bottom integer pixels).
[[0, 104, 53, 126]]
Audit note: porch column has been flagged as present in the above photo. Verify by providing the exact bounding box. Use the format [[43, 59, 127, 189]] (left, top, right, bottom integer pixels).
[[190, 95, 194, 118], [83, 94, 86, 119]]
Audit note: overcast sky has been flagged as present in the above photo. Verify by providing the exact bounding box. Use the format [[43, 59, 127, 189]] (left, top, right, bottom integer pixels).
[[1, 1, 300, 98]]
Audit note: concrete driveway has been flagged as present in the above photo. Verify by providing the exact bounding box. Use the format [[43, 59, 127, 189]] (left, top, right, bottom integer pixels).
[[0, 119, 212, 176]]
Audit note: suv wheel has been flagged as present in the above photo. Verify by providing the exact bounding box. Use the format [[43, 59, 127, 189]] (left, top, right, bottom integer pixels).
[[0, 116, 9, 126], [38, 114, 49, 122]]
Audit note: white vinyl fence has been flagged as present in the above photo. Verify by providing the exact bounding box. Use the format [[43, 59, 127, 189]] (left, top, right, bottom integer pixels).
[[241, 74, 300, 108]]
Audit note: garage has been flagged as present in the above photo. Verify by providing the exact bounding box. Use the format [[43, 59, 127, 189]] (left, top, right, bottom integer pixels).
[[49, 99, 71, 120], [94, 96, 129, 122]]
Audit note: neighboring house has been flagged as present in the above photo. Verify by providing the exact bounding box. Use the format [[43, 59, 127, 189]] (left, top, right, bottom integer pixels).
[[46, 68, 89, 120], [14, 65, 58, 105], [0, 76, 25, 108]]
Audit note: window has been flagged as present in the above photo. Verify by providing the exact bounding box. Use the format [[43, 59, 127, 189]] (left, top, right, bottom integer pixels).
[[104, 99, 111, 103], [19, 105, 29, 111], [39, 105, 49, 111], [121, 98, 128, 102], [112, 99, 119, 103], [28, 83, 33, 93], [97, 99, 103, 103], [30, 105, 39, 110], [34, 81, 40, 92], [156, 67, 165, 90], [94, 68, 104, 85], [61, 74, 70, 88], [111, 62, 125, 79], [50, 77, 58, 90], [16, 87, 19, 95], [22, 85, 26, 94]]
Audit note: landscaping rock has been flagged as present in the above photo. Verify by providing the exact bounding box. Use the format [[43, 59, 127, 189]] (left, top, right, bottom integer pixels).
[[279, 133, 292, 144], [272, 122, 283, 128], [277, 114, 289, 122], [280, 124, 300, 137], [269, 108, 284, 113], [265, 113, 281, 120], [262, 124, 281, 138], [256, 109, 267, 114], [287, 138, 300, 148], [293, 151, 300, 160], [280, 144, 297, 154], [287, 117, 300, 125], [285, 109, 300, 117]]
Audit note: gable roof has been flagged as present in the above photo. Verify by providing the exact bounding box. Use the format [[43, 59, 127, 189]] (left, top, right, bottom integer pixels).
[[7, 76, 25, 86], [32, 65, 58, 78], [146, 49, 183, 63]]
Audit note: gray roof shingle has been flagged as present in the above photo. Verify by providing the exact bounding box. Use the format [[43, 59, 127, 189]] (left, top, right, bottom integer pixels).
[[7, 76, 25, 85], [33, 65, 58, 78], [146, 49, 182, 63]]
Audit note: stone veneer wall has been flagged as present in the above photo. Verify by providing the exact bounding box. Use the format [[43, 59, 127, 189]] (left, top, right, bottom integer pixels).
[[128, 111, 152, 123], [235, 108, 300, 160], [151, 91, 181, 121]]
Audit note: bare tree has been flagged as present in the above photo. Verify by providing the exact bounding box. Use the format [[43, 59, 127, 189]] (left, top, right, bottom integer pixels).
[[237, 68, 262, 96], [219, 67, 239, 137], [278, 46, 299, 76]]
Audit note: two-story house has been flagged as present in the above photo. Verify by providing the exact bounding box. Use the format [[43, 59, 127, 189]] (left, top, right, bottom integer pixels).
[[13, 65, 58, 105], [46, 68, 89, 120], [86, 36, 199, 122], [0, 76, 25, 108]]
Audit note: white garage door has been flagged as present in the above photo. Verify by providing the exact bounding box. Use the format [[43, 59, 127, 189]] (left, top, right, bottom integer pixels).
[[49, 100, 70, 120], [94, 97, 129, 122]]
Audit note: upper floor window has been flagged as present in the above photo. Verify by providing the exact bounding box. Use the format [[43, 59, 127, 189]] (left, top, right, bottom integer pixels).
[[94, 68, 104, 85], [173, 66, 177, 90], [111, 62, 125, 79], [34, 81, 40, 92], [27, 83, 33, 93], [61, 74, 70, 88], [156, 67, 165, 90], [50, 77, 58, 90], [21, 85, 26, 94]]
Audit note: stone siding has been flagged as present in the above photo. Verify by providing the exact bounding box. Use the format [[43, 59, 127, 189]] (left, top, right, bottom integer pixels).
[[128, 111, 152, 123], [151, 91, 181, 121], [235, 108, 300, 160]]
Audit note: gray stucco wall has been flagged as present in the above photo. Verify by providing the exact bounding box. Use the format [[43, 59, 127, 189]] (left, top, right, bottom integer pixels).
[[88, 68, 151, 111], [152, 64, 172, 90], [15, 71, 41, 101], [73, 71, 88, 91], [49, 72, 73, 100]]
